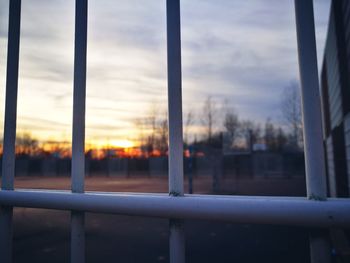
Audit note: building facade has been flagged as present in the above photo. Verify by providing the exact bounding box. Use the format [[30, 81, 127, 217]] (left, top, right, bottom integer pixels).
[[321, 0, 350, 197]]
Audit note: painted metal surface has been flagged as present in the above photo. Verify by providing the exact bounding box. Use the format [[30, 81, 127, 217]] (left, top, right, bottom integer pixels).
[[295, 0, 327, 201], [0, 190, 350, 228], [167, 0, 184, 197], [166, 0, 185, 262], [0, 1, 21, 262], [295, 0, 331, 262], [71, 0, 88, 262]]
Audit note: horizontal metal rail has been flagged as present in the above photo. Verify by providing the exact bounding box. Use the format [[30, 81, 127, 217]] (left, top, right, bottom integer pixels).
[[1, 189, 350, 228]]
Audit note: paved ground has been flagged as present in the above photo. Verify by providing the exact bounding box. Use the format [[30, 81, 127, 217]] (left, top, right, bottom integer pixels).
[[12, 209, 311, 263], [5, 175, 313, 262]]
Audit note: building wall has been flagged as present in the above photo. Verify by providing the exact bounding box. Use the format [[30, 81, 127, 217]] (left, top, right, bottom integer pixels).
[[324, 7, 343, 129], [321, 0, 350, 197], [344, 114, 350, 194], [326, 137, 336, 196], [341, 1, 350, 80]]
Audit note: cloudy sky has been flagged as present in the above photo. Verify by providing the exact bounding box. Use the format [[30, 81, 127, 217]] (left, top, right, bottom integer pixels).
[[0, 0, 330, 146]]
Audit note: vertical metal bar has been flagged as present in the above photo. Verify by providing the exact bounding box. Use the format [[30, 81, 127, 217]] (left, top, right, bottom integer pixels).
[[72, 0, 87, 193], [167, 1, 183, 197], [309, 229, 331, 263], [71, 0, 88, 262], [294, 0, 327, 200], [71, 210, 85, 262], [0, 206, 13, 263], [169, 219, 185, 263], [166, 0, 185, 262], [0, 1, 21, 262], [2, 0, 21, 191], [294, 1, 330, 262]]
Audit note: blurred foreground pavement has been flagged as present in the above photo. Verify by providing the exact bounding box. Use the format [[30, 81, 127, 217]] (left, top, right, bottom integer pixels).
[[13, 209, 310, 263], [8, 175, 311, 263]]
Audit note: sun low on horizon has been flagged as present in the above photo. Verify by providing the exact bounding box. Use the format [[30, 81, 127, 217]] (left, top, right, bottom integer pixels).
[[90, 139, 136, 149]]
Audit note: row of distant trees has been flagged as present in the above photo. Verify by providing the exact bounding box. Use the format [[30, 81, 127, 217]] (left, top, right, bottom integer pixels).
[[0, 82, 303, 158], [134, 81, 303, 155], [0, 134, 71, 158]]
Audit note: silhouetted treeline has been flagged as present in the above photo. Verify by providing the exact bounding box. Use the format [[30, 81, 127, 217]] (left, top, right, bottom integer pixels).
[[0, 82, 303, 159], [136, 82, 303, 156]]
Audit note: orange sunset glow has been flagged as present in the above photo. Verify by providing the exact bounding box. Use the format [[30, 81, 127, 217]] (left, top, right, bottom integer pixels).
[[0, 0, 330, 160]]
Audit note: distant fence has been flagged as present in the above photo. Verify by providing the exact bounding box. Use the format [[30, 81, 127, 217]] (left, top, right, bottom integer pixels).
[[0, 152, 305, 178]]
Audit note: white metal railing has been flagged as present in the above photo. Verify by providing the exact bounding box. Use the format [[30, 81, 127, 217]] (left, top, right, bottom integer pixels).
[[1, 190, 350, 228], [0, 1, 349, 263], [71, 0, 88, 262]]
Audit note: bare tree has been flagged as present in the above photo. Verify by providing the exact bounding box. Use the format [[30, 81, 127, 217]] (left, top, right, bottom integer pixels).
[[140, 102, 159, 155], [276, 127, 287, 151], [148, 102, 158, 146], [16, 133, 39, 155], [281, 81, 303, 149], [134, 118, 146, 150], [239, 120, 261, 150], [133, 102, 160, 155], [264, 118, 277, 151], [201, 96, 217, 143], [184, 109, 195, 145], [223, 108, 239, 149], [156, 111, 168, 155]]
